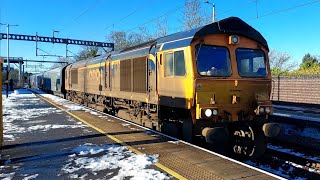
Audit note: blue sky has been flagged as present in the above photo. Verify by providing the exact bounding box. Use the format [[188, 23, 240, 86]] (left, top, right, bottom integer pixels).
[[1, 0, 320, 72]]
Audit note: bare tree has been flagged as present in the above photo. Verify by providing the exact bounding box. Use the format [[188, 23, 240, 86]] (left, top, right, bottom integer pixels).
[[51, 57, 73, 68], [183, 0, 210, 30], [107, 31, 128, 50], [127, 27, 153, 47], [74, 46, 101, 62], [154, 18, 168, 38], [268, 49, 296, 75], [138, 26, 153, 41], [107, 27, 154, 51]]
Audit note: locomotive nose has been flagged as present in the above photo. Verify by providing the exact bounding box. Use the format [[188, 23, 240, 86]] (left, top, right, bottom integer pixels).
[[196, 79, 272, 121]]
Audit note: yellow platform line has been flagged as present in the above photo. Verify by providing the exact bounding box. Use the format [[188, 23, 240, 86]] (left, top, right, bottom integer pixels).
[[35, 94, 187, 180]]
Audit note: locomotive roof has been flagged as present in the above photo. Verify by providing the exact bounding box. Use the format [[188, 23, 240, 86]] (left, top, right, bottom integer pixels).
[[68, 16, 268, 68], [119, 16, 268, 54], [155, 16, 268, 51], [67, 54, 110, 68]]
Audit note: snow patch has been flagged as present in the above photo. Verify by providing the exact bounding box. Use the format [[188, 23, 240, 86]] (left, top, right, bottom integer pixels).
[[168, 141, 180, 144], [22, 174, 39, 180], [61, 144, 169, 179], [27, 124, 87, 132], [2, 90, 90, 141], [41, 93, 84, 111], [88, 111, 99, 115], [268, 144, 320, 162], [246, 160, 293, 179], [0, 172, 15, 180], [286, 161, 320, 174]]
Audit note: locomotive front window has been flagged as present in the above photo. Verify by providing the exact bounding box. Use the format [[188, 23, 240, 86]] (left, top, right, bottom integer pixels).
[[236, 48, 266, 77], [196, 45, 231, 77]]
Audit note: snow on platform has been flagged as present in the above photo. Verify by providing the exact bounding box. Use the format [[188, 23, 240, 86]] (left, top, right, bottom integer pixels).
[[1, 89, 169, 180]]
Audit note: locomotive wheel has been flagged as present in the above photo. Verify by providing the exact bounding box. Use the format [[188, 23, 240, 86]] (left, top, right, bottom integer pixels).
[[231, 125, 266, 158]]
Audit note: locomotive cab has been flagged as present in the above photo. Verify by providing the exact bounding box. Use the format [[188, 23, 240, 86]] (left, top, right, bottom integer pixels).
[[155, 17, 280, 157], [191, 33, 280, 157]]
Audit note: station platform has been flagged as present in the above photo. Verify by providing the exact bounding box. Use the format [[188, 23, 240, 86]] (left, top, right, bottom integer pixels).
[[1, 89, 283, 179]]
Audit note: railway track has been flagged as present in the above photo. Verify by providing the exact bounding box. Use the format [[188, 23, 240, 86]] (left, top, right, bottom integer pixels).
[[245, 144, 320, 179], [32, 89, 320, 179], [245, 113, 320, 179]]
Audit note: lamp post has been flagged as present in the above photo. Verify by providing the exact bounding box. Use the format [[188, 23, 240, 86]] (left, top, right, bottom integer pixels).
[[0, 23, 19, 97], [204, 1, 215, 23]]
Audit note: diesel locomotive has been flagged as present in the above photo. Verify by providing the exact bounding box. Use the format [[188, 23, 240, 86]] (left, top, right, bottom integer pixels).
[[30, 17, 280, 157]]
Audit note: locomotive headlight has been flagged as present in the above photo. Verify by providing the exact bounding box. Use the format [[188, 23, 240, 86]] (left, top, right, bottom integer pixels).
[[265, 107, 271, 114], [259, 107, 265, 114], [212, 109, 218, 116], [205, 109, 212, 117], [229, 35, 240, 44], [232, 36, 239, 43]]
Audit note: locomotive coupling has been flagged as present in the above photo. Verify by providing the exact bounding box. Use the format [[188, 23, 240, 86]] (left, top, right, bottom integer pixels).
[[202, 127, 229, 144], [262, 123, 281, 137]]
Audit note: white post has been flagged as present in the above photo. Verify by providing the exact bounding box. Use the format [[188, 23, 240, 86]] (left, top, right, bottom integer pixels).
[[6, 24, 9, 97], [212, 3, 215, 22], [0, 23, 18, 96], [204, 1, 215, 23], [19, 60, 22, 87]]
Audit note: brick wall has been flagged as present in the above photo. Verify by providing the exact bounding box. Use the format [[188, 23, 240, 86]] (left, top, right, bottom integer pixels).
[[271, 75, 320, 104]]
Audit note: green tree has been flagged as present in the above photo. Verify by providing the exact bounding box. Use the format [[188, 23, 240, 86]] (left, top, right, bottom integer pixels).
[[299, 53, 319, 70], [291, 65, 320, 75], [289, 53, 320, 75]]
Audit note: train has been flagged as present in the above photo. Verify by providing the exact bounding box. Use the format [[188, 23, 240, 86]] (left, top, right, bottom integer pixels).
[[30, 17, 280, 157]]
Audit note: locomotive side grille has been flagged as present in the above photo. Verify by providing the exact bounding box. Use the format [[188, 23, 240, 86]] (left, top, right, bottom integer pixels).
[[71, 69, 78, 84], [120, 59, 132, 92], [133, 57, 146, 93]]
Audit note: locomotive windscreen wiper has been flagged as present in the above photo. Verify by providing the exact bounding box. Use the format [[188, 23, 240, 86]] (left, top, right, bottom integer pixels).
[[195, 42, 203, 62]]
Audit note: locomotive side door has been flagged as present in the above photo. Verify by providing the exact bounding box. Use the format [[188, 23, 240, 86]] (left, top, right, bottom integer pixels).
[[68, 65, 72, 89], [147, 54, 157, 104], [105, 58, 111, 91]]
